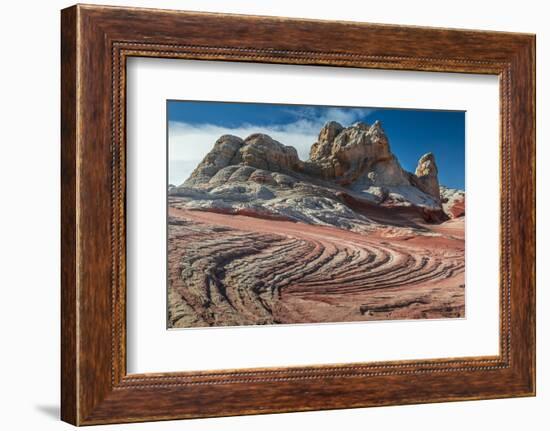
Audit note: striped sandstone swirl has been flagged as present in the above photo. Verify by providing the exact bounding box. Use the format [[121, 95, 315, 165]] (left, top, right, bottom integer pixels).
[[168, 120, 465, 327], [168, 209, 464, 327]]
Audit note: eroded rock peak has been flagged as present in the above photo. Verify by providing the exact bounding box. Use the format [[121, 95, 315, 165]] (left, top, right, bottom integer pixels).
[[414, 152, 440, 200], [171, 120, 457, 229]]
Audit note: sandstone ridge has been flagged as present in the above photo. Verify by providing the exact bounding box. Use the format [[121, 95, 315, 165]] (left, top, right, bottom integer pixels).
[[170, 121, 464, 233]]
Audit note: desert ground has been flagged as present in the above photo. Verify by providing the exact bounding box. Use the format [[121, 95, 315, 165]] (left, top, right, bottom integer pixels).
[[168, 206, 464, 328]]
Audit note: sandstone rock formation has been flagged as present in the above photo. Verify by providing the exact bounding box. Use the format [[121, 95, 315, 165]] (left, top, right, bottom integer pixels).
[[309, 121, 389, 181], [167, 120, 466, 328], [184, 133, 303, 187], [413, 152, 440, 201], [440, 186, 465, 218], [168, 208, 465, 328], [170, 120, 461, 232]]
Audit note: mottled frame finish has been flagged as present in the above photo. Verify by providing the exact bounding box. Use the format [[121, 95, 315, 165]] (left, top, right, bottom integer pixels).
[[61, 4, 535, 425]]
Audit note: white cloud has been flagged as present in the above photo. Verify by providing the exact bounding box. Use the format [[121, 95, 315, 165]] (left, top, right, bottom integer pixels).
[[168, 107, 377, 185], [283, 106, 375, 126]]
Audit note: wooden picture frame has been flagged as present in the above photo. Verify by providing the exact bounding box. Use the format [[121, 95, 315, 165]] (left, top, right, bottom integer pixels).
[[61, 4, 536, 425]]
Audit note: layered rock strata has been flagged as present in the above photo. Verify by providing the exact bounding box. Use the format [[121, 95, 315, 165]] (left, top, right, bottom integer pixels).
[[168, 208, 465, 327]]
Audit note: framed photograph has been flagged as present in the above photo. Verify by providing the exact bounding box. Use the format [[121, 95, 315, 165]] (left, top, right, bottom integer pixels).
[[61, 4, 536, 425]]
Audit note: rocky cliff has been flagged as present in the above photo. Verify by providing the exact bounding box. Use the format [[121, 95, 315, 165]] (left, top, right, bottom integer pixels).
[[170, 121, 463, 232]]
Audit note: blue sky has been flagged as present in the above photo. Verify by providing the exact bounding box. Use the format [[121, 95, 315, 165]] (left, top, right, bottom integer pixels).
[[168, 101, 465, 189]]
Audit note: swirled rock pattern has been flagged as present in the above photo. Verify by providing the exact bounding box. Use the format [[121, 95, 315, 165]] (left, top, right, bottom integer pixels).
[[168, 208, 465, 328]]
